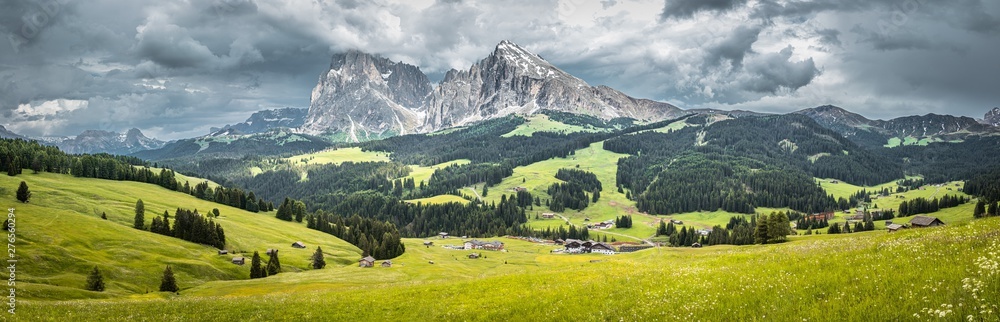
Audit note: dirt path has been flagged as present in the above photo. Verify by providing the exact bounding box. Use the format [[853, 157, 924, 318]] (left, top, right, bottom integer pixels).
[[467, 186, 483, 201]]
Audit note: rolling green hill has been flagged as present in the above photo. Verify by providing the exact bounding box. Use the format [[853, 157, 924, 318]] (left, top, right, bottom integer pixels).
[[22, 217, 1000, 320], [1, 172, 360, 300]]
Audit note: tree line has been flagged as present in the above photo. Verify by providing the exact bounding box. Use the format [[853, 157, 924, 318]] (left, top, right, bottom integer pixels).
[[898, 195, 968, 217], [134, 199, 226, 250], [306, 212, 405, 259]]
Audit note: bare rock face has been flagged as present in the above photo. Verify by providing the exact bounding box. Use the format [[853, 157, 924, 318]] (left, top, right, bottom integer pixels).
[[423, 40, 680, 130], [302, 50, 432, 141], [984, 107, 1000, 127], [304, 41, 683, 140]]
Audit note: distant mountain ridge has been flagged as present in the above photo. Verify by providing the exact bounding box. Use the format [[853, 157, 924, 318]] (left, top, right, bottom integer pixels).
[[211, 107, 308, 136], [794, 105, 998, 147], [0, 125, 27, 140], [303, 40, 683, 141], [52, 128, 165, 155]]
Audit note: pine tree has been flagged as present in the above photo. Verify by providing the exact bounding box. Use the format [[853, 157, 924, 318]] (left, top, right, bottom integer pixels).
[[989, 202, 999, 217], [85, 266, 105, 291], [276, 198, 293, 221], [101, 212, 107, 220], [159, 265, 178, 292], [482, 185, 489, 197], [754, 215, 770, 244], [6, 157, 20, 176], [293, 201, 306, 223], [133, 199, 145, 229], [311, 246, 326, 269], [16, 181, 30, 203], [266, 250, 281, 276], [656, 220, 668, 236], [249, 251, 267, 279], [592, 189, 600, 203]]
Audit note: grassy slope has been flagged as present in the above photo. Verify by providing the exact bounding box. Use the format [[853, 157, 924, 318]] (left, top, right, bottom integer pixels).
[[1, 172, 360, 300], [500, 114, 595, 137], [403, 159, 471, 186], [477, 141, 656, 241], [284, 147, 390, 166], [23, 218, 1000, 321], [133, 165, 221, 189], [405, 195, 470, 205]]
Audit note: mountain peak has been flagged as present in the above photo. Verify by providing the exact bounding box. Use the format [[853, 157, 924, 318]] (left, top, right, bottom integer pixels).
[[983, 107, 1000, 127]]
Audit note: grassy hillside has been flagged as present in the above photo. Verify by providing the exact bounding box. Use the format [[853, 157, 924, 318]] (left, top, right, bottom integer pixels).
[[1, 172, 360, 300], [405, 195, 470, 205], [500, 114, 595, 137], [474, 141, 657, 241], [22, 217, 1000, 320], [284, 147, 390, 166]]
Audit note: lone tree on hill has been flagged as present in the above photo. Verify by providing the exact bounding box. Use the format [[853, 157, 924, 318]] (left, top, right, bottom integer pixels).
[[266, 250, 281, 276], [16, 181, 30, 203], [101, 212, 107, 220], [311, 246, 326, 269], [85, 266, 105, 292], [249, 251, 267, 279], [159, 265, 179, 292], [133, 199, 145, 230]]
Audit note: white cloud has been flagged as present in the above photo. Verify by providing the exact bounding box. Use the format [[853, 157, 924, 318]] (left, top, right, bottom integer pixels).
[[16, 99, 88, 116]]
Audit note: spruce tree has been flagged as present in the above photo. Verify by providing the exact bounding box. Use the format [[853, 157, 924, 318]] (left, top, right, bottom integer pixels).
[[311, 246, 326, 269], [482, 185, 489, 197], [133, 199, 145, 229], [276, 198, 293, 221], [101, 212, 107, 220], [85, 266, 105, 292], [292, 201, 306, 223], [16, 181, 30, 203], [6, 157, 19, 176], [249, 251, 267, 279], [266, 250, 281, 276], [754, 216, 770, 244], [159, 265, 178, 292], [989, 202, 999, 217]]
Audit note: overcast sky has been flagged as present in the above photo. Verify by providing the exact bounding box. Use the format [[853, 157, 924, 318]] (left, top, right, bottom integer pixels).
[[1, 0, 998, 140]]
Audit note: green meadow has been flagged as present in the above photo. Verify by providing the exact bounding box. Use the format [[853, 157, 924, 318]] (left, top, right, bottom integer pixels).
[[284, 147, 390, 166], [21, 209, 1000, 320], [501, 114, 596, 137], [1, 172, 360, 301]]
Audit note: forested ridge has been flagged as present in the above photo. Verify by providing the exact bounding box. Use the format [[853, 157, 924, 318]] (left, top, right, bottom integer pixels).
[[607, 115, 899, 215]]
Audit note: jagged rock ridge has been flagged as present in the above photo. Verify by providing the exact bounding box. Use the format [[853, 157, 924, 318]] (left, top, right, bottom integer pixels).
[[303, 41, 682, 141]]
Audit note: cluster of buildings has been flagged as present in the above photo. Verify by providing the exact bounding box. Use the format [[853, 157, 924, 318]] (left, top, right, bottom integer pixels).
[[464, 239, 505, 251], [556, 239, 616, 254]]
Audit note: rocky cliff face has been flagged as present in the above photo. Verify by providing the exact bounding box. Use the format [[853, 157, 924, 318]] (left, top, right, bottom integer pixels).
[[984, 107, 1000, 127], [303, 41, 683, 141], [302, 50, 432, 141], [422, 40, 680, 130]]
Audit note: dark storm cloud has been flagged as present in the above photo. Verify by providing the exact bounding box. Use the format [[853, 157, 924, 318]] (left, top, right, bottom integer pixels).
[[705, 26, 761, 67], [660, 0, 749, 20], [816, 29, 840, 47], [740, 46, 818, 93]]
